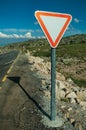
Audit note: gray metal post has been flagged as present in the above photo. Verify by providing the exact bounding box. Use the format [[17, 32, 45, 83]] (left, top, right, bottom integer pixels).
[[51, 47, 56, 121]]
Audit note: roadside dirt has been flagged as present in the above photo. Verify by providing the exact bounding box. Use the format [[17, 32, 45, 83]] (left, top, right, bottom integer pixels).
[[0, 52, 58, 130], [56, 58, 86, 89], [58, 61, 86, 81]]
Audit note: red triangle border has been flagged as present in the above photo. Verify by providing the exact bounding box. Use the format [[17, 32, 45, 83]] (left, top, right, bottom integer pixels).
[[35, 11, 72, 48]]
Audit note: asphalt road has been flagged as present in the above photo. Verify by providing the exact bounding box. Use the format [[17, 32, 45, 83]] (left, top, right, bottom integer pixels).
[[0, 50, 19, 82], [0, 53, 46, 130]]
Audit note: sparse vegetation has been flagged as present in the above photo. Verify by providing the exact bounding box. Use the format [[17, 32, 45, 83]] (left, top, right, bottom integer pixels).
[[71, 78, 86, 88], [19, 40, 86, 59], [1, 34, 86, 88], [60, 98, 69, 102]]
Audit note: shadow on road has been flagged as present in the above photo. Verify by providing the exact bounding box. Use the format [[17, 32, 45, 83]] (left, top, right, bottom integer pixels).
[[8, 76, 51, 120]]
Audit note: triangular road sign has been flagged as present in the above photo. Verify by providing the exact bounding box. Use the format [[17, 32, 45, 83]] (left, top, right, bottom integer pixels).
[[35, 11, 72, 48]]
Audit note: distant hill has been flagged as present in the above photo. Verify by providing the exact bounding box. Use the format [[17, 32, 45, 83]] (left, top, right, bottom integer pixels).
[[0, 34, 86, 88], [0, 34, 86, 51], [15, 34, 86, 47], [19, 34, 86, 46], [61, 34, 86, 44]]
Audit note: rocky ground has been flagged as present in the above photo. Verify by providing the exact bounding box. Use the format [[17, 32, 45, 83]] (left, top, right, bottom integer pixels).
[[57, 57, 86, 85], [27, 51, 86, 130]]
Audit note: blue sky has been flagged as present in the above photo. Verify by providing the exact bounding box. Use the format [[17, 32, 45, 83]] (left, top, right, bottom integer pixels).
[[0, 0, 86, 45]]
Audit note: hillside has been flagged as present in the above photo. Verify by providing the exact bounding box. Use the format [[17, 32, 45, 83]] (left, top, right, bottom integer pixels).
[[0, 34, 86, 49], [0, 34, 86, 88], [61, 34, 86, 44]]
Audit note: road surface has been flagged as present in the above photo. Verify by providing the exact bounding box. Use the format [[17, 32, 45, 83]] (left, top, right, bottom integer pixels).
[[0, 53, 50, 130], [0, 50, 19, 82]]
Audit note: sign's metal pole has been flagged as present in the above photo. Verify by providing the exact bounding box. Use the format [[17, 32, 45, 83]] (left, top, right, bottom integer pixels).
[[51, 47, 56, 121]]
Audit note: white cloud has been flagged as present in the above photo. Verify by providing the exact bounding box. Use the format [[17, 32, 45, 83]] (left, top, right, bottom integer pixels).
[[13, 34, 20, 38], [0, 32, 10, 38], [74, 18, 80, 23], [0, 28, 34, 33], [0, 32, 34, 39]]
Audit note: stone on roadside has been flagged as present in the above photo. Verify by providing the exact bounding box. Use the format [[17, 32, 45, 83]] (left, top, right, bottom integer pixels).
[[56, 72, 65, 81], [68, 107, 72, 111], [77, 90, 86, 101], [71, 98, 76, 104], [66, 92, 77, 99], [67, 78, 74, 85], [43, 90, 50, 98], [70, 118, 75, 124], [80, 101, 86, 110], [66, 92, 77, 103], [41, 80, 46, 86], [57, 80, 66, 90], [59, 90, 66, 99]]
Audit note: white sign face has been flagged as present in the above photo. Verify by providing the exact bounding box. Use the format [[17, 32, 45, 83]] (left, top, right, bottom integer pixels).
[[35, 11, 72, 48], [40, 16, 67, 42]]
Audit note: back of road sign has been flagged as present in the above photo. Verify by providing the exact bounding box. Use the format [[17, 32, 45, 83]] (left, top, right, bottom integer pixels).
[[35, 11, 72, 48]]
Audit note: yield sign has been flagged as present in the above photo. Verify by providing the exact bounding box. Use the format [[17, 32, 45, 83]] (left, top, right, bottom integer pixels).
[[35, 11, 72, 48]]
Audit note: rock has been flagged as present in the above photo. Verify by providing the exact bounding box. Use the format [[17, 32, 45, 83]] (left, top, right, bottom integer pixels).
[[62, 58, 73, 65], [43, 90, 50, 98], [64, 81, 72, 88], [66, 112, 70, 118], [71, 98, 76, 104], [45, 61, 51, 71], [78, 124, 83, 130], [77, 90, 86, 101], [80, 101, 86, 109], [56, 72, 65, 81], [39, 85, 47, 91], [40, 79, 51, 91], [70, 118, 75, 124], [56, 82, 66, 100], [46, 85, 51, 90], [61, 106, 66, 109], [34, 56, 44, 63], [41, 80, 46, 86], [66, 92, 77, 103], [45, 79, 51, 86], [57, 80, 66, 90], [66, 92, 77, 99], [67, 78, 74, 85], [72, 87, 80, 93], [59, 90, 66, 99], [75, 123, 83, 130], [75, 98, 80, 104], [68, 107, 72, 111]]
